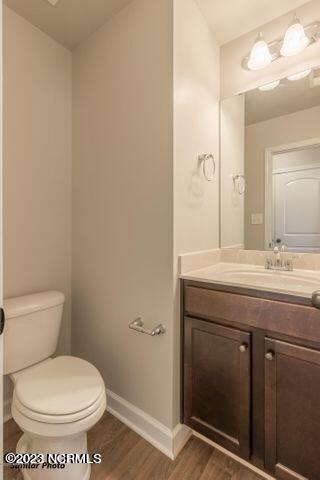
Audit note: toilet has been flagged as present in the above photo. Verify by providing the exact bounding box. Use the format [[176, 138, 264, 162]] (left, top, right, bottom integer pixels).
[[4, 291, 106, 480]]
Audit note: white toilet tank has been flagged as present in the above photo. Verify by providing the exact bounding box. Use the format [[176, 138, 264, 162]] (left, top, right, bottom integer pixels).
[[4, 291, 65, 375]]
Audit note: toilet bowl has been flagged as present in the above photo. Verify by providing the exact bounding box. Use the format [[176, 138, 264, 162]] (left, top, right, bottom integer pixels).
[[4, 292, 107, 480]]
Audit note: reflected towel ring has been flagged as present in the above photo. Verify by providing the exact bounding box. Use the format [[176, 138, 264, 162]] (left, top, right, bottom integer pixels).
[[199, 154, 216, 182], [233, 174, 246, 195]]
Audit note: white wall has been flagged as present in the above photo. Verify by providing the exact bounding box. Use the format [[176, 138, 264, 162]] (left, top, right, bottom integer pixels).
[[221, 0, 320, 98], [174, 0, 220, 255], [245, 105, 320, 250], [220, 95, 245, 248], [173, 0, 220, 424], [3, 7, 72, 409], [72, 0, 175, 428]]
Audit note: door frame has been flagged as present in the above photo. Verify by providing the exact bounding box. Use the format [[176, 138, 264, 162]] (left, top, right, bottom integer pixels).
[[264, 138, 320, 250]]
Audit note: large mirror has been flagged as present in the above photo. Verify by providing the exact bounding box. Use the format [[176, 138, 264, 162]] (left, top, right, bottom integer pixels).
[[221, 66, 320, 253]]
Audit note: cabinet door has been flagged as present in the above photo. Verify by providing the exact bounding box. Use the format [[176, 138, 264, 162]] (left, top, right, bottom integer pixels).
[[265, 338, 320, 480], [184, 317, 251, 459]]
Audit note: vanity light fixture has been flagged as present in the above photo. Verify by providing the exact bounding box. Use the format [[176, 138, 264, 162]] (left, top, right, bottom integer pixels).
[[258, 80, 280, 91], [281, 15, 310, 57], [247, 33, 272, 71], [243, 16, 320, 71], [287, 68, 312, 81]]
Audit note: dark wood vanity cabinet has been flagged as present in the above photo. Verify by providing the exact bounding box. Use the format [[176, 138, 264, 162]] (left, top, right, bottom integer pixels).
[[265, 338, 320, 480], [184, 317, 251, 459], [182, 281, 320, 480]]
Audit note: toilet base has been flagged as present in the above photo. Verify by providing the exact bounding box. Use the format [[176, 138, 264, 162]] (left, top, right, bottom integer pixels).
[[16, 433, 91, 480]]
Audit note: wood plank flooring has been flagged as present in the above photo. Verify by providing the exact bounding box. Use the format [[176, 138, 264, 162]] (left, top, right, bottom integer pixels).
[[4, 412, 264, 479]]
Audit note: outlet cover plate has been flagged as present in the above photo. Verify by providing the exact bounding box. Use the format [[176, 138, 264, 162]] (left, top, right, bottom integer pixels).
[[251, 213, 263, 225]]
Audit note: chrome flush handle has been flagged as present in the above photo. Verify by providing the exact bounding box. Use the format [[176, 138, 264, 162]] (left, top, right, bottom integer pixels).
[[0, 309, 5, 335]]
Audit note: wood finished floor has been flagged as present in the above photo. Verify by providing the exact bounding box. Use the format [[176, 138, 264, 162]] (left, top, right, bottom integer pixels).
[[4, 412, 264, 480]]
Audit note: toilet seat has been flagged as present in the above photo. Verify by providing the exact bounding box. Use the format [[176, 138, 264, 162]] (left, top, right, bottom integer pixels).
[[13, 389, 106, 424], [14, 356, 105, 417], [11, 356, 107, 437]]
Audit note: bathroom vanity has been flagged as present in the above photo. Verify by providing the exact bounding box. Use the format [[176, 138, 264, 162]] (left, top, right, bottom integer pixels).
[[181, 269, 320, 480]]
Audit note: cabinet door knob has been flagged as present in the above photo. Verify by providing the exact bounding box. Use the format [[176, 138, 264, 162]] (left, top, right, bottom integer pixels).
[[312, 291, 320, 309], [265, 351, 275, 361], [239, 343, 248, 353]]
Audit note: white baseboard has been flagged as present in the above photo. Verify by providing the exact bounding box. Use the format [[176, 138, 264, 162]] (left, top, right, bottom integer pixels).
[[172, 422, 192, 458], [106, 389, 191, 460], [4, 397, 12, 423]]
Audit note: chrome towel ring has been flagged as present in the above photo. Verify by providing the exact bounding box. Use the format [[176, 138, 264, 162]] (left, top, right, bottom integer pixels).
[[233, 174, 246, 195], [199, 154, 216, 182]]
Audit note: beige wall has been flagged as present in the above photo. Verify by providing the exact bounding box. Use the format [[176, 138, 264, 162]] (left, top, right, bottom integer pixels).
[[245, 105, 320, 250], [173, 0, 220, 424], [221, 0, 320, 99], [3, 6, 72, 405], [221, 95, 245, 248], [72, 0, 175, 428]]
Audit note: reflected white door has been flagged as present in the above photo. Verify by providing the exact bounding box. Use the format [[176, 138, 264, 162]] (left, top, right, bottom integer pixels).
[[274, 167, 320, 252]]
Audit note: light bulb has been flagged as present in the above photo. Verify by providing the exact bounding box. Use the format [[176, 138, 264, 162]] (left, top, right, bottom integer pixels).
[[281, 16, 310, 57], [247, 33, 272, 71], [287, 69, 312, 81], [258, 80, 280, 91]]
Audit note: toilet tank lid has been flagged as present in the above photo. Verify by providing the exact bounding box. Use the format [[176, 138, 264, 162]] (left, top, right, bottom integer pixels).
[[4, 291, 65, 319]]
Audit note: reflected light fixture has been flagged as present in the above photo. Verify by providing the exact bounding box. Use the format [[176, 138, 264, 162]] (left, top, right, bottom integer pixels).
[[258, 80, 280, 91], [287, 69, 312, 81], [247, 33, 272, 71], [281, 15, 310, 57]]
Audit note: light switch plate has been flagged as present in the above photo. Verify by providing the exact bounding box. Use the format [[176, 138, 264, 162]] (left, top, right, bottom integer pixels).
[[251, 213, 263, 225]]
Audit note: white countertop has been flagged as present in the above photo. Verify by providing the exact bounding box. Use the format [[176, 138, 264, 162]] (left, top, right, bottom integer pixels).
[[179, 262, 320, 299]]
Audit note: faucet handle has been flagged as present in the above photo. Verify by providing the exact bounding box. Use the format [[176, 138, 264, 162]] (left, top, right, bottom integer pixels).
[[284, 257, 294, 271], [281, 244, 288, 253], [265, 256, 273, 269]]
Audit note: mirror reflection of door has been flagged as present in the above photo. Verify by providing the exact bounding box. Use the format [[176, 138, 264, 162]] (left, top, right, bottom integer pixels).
[[273, 146, 320, 253]]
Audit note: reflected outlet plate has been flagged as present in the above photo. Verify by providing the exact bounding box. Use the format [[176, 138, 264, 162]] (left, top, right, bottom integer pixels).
[[251, 213, 263, 225]]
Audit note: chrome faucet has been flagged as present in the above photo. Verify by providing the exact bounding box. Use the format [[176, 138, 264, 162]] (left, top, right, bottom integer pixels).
[[265, 244, 293, 271]]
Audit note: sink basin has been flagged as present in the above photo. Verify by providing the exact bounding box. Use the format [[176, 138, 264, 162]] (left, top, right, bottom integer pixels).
[[222, 269, 320, 288], [180, 263, 320, 298]]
